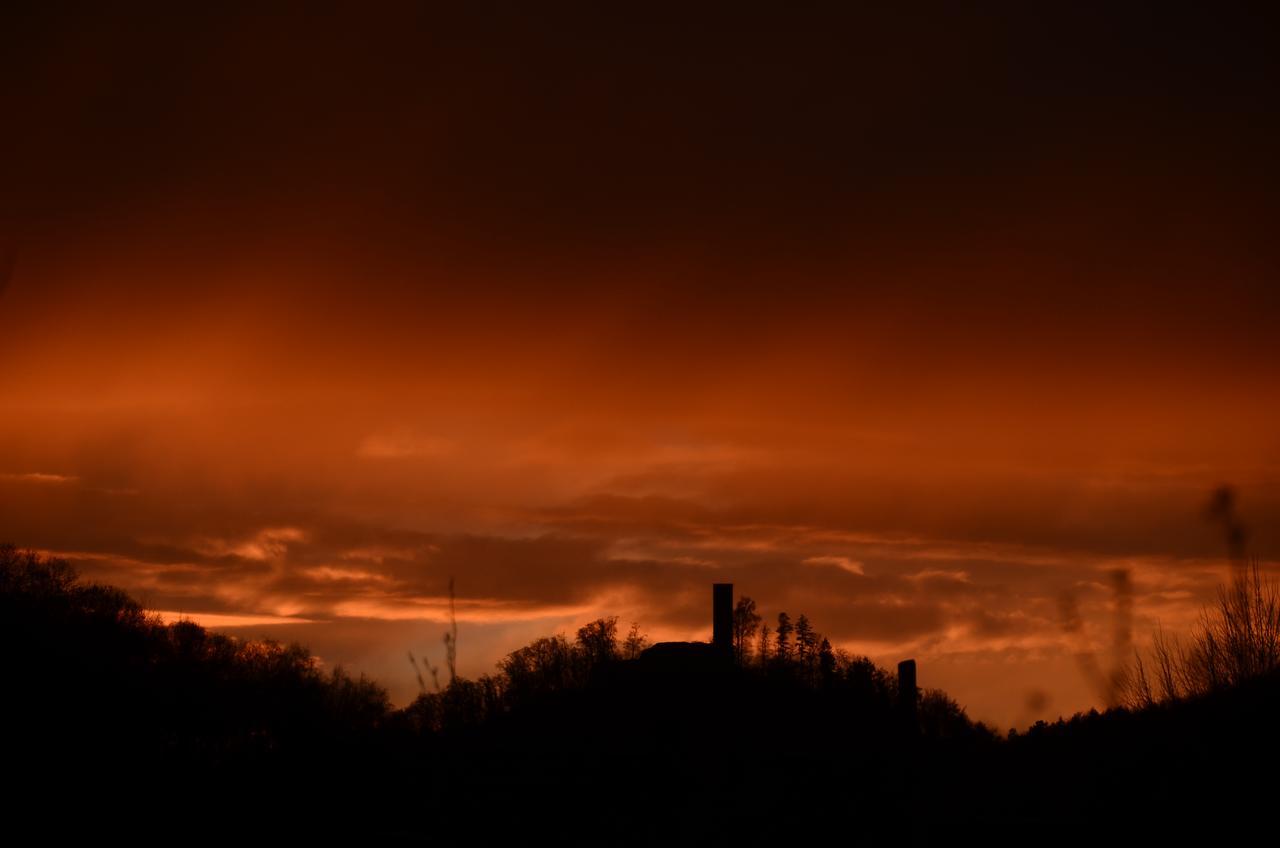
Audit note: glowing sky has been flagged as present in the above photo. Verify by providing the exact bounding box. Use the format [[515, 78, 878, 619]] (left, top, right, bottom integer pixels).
[[2, 5, 1278, 729]]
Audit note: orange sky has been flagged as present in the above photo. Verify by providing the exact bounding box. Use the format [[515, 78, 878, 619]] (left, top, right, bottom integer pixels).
[[2, 4, 1278, 729]]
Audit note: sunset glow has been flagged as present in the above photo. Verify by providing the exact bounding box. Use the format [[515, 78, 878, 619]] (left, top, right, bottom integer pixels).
[[3, 4, 1277, 732]]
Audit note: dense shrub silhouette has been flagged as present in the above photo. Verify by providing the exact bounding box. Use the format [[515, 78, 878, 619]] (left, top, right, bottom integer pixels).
[[1124, 558, 1280, 707], [403, 614, 628, 730]]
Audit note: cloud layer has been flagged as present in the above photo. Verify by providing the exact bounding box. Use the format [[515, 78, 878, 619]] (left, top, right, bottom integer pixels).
[[2, 4, 1278, 730]]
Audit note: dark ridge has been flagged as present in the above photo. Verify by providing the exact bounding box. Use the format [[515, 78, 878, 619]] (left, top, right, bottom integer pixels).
[[3, 544, 1278, 842]]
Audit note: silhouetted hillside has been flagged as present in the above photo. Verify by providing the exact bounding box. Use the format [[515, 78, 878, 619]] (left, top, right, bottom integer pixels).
[[1, 544, 393, 833], [4, 543, 1279, 842], [979, 669, 1280, 842]]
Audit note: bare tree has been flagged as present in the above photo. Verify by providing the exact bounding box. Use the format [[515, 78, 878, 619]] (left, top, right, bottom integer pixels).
[[732, 596, 762, 664], [622, 622, 650, 659], [576, 616, 620, 667], [1186, 557, 1280, 691]]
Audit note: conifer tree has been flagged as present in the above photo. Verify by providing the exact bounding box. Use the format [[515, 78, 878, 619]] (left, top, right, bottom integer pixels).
[[795, 614, 816, 665], [775, 612, 793, 662]]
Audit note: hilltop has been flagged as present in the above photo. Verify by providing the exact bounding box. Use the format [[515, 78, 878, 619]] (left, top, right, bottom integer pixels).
[[3, 544, 1277, 842]]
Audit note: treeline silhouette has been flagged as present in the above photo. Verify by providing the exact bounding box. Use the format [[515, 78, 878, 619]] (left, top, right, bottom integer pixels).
[[1, 545, 390, 756], [1, 544, 396, 834], [4, 542, 1280, 842], [400, 604, 973, 741]]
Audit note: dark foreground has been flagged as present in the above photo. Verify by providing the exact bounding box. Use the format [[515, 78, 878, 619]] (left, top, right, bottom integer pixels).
[[4, 546, 1277, 844]]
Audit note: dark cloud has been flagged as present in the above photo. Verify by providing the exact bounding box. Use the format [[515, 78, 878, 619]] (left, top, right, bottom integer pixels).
[[3, 4, 1276, 265]]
